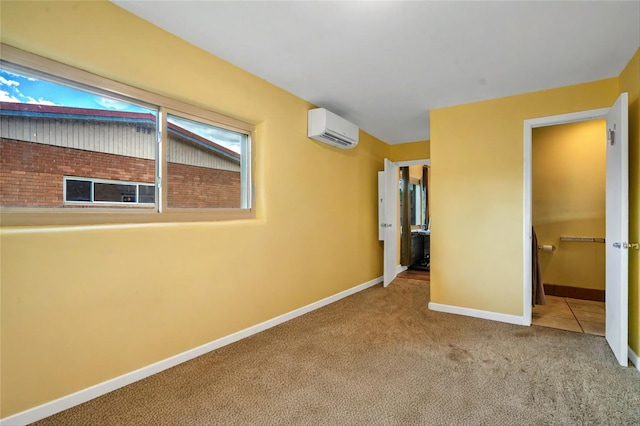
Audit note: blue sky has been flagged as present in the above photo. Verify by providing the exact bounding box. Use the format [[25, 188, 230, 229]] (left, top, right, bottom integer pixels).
[[0, 68, 151, 112], [0, 68, 243, 153]]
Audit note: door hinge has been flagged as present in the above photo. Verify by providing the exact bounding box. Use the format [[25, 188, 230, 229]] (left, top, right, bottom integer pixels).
[[630, 243, 639, 250]]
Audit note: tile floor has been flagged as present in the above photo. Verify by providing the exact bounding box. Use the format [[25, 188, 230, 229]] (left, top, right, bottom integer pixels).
[[532, 295, 605, 336]]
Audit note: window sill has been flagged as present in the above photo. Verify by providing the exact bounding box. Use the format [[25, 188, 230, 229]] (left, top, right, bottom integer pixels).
[[0, 208, 255, 227]]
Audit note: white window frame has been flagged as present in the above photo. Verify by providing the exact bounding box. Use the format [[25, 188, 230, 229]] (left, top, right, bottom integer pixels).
[[164, 109, 252, 210]]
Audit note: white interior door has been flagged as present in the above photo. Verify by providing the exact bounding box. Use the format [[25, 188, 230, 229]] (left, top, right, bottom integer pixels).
[[605, 92, 629, 367], [382, 158, 398, 287]]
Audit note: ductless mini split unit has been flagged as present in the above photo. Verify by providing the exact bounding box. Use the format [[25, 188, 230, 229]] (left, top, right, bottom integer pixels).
[[307, 108, 359, 149]]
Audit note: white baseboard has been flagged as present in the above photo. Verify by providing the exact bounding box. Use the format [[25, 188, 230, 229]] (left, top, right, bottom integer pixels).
[[629, 346, 640, 372], [428, 302, 527, 326], [396, 265, 408, 274], [0, 276, 383, 426]]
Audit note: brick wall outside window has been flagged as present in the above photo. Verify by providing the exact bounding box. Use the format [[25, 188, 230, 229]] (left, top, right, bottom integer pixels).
[[0, 138, 240, 208], [168, 162, 241, 208]]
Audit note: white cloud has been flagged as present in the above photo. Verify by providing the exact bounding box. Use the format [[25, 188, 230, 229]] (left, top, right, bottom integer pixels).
[[2, 70, 35, 81], [97, 97, 131, 110], [11, 86, 27, 99], [0, 76, 20, 87], [0, 90, 21, 102], [26, 96, 57, 106], [168, 115, 243, 154]]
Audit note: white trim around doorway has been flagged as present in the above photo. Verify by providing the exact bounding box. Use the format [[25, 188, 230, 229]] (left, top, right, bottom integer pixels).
[[395, 159, 431, 167]]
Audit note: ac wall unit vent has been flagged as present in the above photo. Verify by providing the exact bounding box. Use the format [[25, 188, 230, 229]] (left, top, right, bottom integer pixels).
[[308, 108, 359, 149]]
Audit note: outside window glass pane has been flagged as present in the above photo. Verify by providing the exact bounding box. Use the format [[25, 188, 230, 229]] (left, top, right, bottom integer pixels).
[[94, 182, 136, 203], [0, 67, 157, 208], [65, 179, 91, 202], [166, 114, 248, 209], [139, 185, 155, 204]]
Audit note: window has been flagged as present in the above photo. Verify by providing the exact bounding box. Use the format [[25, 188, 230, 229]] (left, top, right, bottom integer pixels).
[[0, 70, 158, 210], [64, 177, 155, 205], [0, 44, 254, 226], [166, 113, 250, 209]]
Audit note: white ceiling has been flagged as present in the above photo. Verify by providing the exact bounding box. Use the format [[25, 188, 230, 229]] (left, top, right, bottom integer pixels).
[[113, 1, 640, 144]]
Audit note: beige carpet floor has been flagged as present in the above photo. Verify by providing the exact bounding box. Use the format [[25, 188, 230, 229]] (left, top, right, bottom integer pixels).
[[33, 277, 640, 425]]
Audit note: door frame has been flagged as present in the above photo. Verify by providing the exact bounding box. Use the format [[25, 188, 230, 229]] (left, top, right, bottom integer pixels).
[[382, 158, 430, 285], [522, 107, 608, 324]]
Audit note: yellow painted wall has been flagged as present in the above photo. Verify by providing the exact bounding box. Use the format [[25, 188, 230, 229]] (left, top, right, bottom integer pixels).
[[0, 1, 391, 417], [532, 120, 606, 290], [390, 140, 430, 162], [619, 48, 640, 355], [430, 78, 618, 315]]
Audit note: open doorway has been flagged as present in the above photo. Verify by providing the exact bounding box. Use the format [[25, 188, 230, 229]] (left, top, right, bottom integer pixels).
[[523, 93, 629, 366], [379, 158, 430, 286], [530, 119, 606, 335], [399, 164, 430, 268]]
